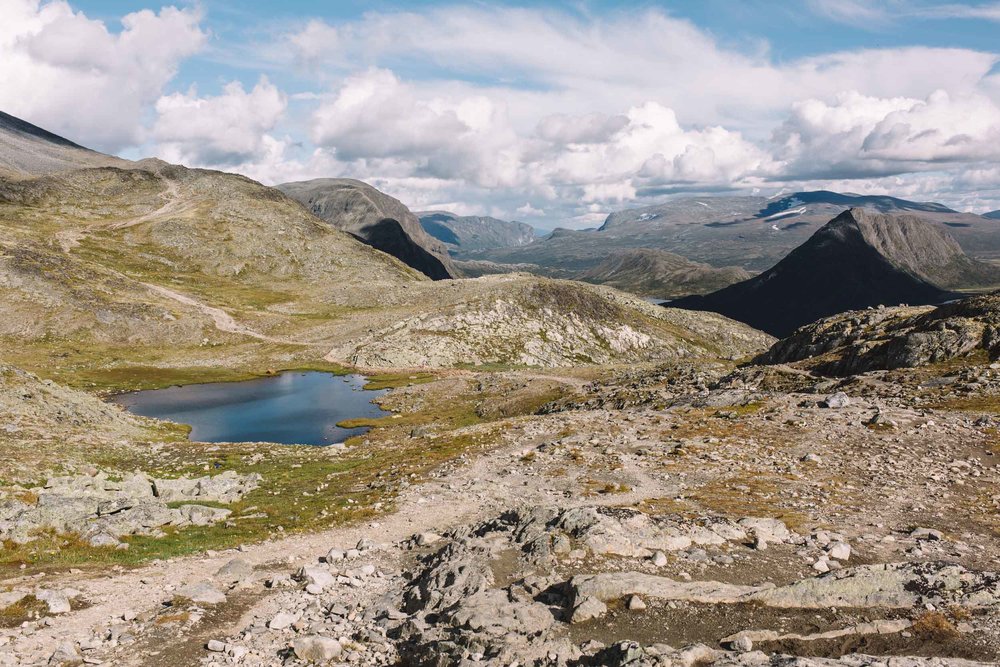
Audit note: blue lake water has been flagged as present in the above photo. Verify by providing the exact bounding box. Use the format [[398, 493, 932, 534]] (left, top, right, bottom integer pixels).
[[111, 371, 389, 445]]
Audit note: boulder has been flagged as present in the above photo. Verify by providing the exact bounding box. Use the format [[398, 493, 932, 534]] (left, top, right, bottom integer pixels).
[[175, 581, 226, 605], [215, 558, 253, 584], [293, 635, 343, 662]]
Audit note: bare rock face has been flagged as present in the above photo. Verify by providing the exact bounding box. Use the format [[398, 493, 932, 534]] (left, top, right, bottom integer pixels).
[[757, 292, 1000, 376], [277, 178, 458, 280], [381, 505, 1000, 666]]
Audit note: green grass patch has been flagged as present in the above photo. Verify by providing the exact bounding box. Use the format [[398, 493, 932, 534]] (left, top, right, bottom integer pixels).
[[362, 372, 437, 391]]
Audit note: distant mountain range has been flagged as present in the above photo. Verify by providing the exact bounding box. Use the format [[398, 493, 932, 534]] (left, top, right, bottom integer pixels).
[[985, 210, 1000, 220], [469, 191, 1000, 277], [417, 211, 535, 254], [671, 208, 1000, 336]]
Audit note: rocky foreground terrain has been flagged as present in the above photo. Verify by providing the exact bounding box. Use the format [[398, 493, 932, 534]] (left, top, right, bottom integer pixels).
[[0, 293, 997, 666]]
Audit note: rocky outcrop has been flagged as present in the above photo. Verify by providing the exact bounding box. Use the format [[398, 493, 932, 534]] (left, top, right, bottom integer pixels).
[[327, 276, 773, 368], [277, 178, 458, 280], [381, 506, 1000, 665], [672, 209, 999, 336], [757, 292, 1000, 375], [0, 470, 259, 547]]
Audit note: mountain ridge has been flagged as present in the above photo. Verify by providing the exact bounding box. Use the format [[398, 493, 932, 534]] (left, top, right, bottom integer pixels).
[[670, 208, 1000, 336], [0, 110, 129, 177]]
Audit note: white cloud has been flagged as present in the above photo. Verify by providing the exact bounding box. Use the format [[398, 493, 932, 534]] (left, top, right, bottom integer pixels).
[[516, 202, 544, 216], [916, 2, 1000, 22], [284, 6, 997, 134], [0, 0, 205, 151], [4, 2, 997, 222], [310, 69, 526, 188], [807, 0, 893, 25], [152, 78, 287, 166], [775, 90, 1000, 178], [536, 113, 629, 145]]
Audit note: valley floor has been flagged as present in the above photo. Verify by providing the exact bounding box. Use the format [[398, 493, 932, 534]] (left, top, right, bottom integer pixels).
[[3, 359, 999, 666]]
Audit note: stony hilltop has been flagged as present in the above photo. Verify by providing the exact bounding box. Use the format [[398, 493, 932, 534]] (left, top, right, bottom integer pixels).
[[672, 208, 1000, 336], [757, 291, 1000, 376]]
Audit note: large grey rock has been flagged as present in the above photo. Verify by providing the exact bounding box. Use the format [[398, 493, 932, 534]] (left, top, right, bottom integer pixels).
[[293, 635, 342, 662], [177, 504, 231, 526], [35, 588, 72, 614], [175, 581, 226, 605]]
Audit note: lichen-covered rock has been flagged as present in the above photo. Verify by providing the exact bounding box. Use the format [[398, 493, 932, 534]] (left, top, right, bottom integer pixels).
[[758, 293, 1000, 376]]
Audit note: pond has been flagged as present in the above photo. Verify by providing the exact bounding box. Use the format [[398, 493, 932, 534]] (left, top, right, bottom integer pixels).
[[111, 371, 389, 446]]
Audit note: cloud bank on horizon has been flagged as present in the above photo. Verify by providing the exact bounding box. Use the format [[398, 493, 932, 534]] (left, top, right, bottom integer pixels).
[[1, 0, 999, 227]]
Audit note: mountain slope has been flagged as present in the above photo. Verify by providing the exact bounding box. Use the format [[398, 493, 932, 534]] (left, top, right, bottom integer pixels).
[[0, 153, 428, 384], [985, 211, 1000, 220], [670, 209, 995, 337], [579, 248, 751, 298], [277, 179, 458, 280], [0, 110, 128, 177], [417, 211, 535, 253]]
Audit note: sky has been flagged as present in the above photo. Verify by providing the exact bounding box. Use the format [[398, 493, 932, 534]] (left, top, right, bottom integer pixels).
[[2, 1, 1000, 228]]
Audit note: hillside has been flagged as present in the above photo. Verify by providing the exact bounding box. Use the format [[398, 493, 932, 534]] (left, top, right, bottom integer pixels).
[[985, 210, 1000, 220], [471, 190, 1000, 275], [579, 248, 751, 298], [417, 211, 535, 253], [277, 179, 458, 280], [670, 208, 1000, 336], [0, 110, 128, 178], [326, 275, 773, 368], [0, 156, 427, 386]]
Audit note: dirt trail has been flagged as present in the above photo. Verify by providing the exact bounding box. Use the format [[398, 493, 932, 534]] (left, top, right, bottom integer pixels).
[[142, 282, 305, 345], [108, 180, 185, 231], [56, 180, 187, 253]]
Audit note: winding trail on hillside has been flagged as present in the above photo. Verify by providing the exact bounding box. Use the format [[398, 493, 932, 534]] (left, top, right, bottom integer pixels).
[[109, 180, 186, 231], [141, 282, 304, 345]]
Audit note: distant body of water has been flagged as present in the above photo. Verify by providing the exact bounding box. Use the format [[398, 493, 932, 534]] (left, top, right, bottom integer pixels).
[[111, 371, 389, 445]]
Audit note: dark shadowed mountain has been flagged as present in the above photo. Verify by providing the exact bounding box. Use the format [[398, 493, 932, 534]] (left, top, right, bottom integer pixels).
[[277, 179, 458, 280], [0, 110, 128, 177], [985, 211, 1000, 220], [417, 211, 535, 254], [670, 208, 1000, 337]]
